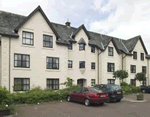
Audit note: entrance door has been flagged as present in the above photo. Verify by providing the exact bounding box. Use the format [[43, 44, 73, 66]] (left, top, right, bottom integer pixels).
[[77, 79, 83, 87]]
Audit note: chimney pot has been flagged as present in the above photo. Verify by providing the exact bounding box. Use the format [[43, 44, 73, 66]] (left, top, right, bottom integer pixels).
[[65, 19, 71, 27]]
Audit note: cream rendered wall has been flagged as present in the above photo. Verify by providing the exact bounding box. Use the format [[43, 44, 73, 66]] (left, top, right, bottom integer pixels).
[[1, 36, 10, 89], [100, 41, 121, 85], [68, 29, 98, 87], [10, 11, 68, 92], [125, 40, 147, 86]]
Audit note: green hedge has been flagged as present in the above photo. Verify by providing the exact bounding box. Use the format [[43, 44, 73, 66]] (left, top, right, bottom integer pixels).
[[121, 82, 140, 95]]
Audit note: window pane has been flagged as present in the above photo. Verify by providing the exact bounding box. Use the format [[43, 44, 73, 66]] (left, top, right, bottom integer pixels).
[[45, 36, 50, 41], [17, 55, 21, 60], [26, 32, 31, 38], [31, 33, 33, 39], [26, 56, 29, 61], [23, 85, 27, 90], [26, 62, 29, 67], [23, 55, 26, 61], [17, 61, 21, 66], [23, 32, 26, 37], [45, 42, 50, 47], [26, 39, 31, 44], [22, 62, 26, 67], [23, 39, 26, 43]]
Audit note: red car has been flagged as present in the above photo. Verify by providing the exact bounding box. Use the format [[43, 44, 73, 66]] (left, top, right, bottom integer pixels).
[[66, 87, 109, 106]]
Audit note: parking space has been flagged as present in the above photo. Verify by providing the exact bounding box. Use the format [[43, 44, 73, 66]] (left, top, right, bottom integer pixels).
[[14, 94, 150, 117]]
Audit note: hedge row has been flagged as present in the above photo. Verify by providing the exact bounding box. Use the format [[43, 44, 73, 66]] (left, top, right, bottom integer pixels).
[[0, 85, 79, 105]]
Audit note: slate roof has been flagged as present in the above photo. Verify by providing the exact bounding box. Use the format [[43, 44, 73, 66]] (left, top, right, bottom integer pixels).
[[0, 7, 148, 55], [78, 38, 86, 45]]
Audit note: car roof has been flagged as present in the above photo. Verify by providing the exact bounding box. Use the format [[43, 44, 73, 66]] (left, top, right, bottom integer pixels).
[[98, 84, 120, 86]]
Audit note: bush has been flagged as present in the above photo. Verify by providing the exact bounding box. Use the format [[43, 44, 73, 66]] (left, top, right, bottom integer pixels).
[[121, 84, 140, 95], [0, 87, 14, 105], [121, 82, 129, 86]]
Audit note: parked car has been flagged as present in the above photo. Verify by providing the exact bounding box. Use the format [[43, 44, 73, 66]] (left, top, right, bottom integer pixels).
[[66, 87, 109, 106], [94, 84, 123, 102], [140, 86, 150, 93]]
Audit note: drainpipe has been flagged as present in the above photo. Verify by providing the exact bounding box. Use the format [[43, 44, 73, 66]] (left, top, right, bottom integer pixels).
[[122, 53, 126, 70], [9, 36, 11, 92], [97, 48, 102, 85], [147, 59, 149, 86]]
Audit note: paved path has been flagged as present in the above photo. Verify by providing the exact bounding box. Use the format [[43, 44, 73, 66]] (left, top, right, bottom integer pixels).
[[13, 93, 150, 117]]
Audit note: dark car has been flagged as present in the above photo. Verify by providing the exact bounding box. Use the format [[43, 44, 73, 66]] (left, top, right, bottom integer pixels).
[[94, 84, 123, 102], [66, 87, 109, 106], [140, 86, 150, 93]]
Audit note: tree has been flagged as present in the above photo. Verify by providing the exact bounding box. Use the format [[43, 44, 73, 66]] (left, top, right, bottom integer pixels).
[[61, 77, 74, 88], [135, 72, 146, 84], [113, 70, 128, 83]]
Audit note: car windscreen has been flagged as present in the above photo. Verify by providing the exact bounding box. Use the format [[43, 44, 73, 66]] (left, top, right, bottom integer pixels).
[[110, 85, 121, 90], [89, 88, 103, 93]]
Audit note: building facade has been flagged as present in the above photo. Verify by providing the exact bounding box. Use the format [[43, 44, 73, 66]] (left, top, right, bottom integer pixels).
[[0, 6, 150, 92]]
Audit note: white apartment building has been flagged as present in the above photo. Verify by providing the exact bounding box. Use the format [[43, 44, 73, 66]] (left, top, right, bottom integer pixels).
[[0, 6, 150, 92]]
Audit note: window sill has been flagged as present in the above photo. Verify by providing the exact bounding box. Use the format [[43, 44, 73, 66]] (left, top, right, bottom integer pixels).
[[91, 69, 96, 70], [42, 47, 54, 50], [68, 68, 73, 70], [68, 50, 73, 52], [46, 69, 60, 72], [13, 68, 31, 71], [79, 68, 85, 70], [21, 45, 35, 48]]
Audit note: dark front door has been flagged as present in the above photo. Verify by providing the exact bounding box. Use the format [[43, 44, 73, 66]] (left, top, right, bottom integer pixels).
[[77, 79, 84, 87]]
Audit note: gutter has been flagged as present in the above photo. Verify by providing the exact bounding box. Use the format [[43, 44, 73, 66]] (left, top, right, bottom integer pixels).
[[97, 48, 103, 85], [9, 36, 11, 92]]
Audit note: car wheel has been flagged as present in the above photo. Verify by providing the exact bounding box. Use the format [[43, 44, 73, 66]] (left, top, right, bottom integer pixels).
[[142, 90, 145, 93], [85, 99, 90, 106], [117, 99, 121, 102], [67, 96, 71, 102]]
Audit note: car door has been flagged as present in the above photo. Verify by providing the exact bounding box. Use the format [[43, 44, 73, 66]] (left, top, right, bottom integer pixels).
[[72, 88, 83, 102], [78, 88, 89, 103]]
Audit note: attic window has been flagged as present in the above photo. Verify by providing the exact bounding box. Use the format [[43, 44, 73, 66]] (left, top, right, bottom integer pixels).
[[68, 43, 73, 50], [133, 51, 137, 59], [79, 44, 85, 51], [22, 31, 34, 46], [91, 46, 95, 53], [108, 47, 113, 56], [141, 53, 144, 60]]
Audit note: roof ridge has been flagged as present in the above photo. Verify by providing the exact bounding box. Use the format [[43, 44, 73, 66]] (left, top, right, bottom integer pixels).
[[51, 22, 77, 29]]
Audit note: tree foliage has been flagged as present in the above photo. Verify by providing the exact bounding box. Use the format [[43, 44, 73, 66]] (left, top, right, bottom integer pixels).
[[61, 77, 74, 88], [113, 70, 128, 82], [135, 72, 146, 82]]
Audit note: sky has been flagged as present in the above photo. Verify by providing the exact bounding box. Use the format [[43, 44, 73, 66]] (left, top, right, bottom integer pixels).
[[0, 0, 150, 53]]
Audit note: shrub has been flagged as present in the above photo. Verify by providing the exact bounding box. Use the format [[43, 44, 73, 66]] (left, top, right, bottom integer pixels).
[[121, 82, 129, 86]]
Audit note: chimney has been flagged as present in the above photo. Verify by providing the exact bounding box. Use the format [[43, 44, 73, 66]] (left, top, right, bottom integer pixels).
[[65, 19, 71, 27]]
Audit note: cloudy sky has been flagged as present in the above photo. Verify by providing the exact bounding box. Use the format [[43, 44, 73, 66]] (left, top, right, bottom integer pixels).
[[1, 0, 150, 53]]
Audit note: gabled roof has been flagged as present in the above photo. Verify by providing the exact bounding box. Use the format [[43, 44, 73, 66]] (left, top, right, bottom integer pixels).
[[123, 35, 148, 55], [14, 6, 60, 39], [0, 6, 149, 56], [72, 24, 91, 40], [78, 38, 86, 45]]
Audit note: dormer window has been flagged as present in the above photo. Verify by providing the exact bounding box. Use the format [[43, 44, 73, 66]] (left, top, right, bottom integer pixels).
[[133, 51, 137, 59], [79, 44, 85, 51], [68, 43, 73, 50], [91, 46, 95, 53], [108, 47, 113, 56], [141, 53, 144, 60]]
